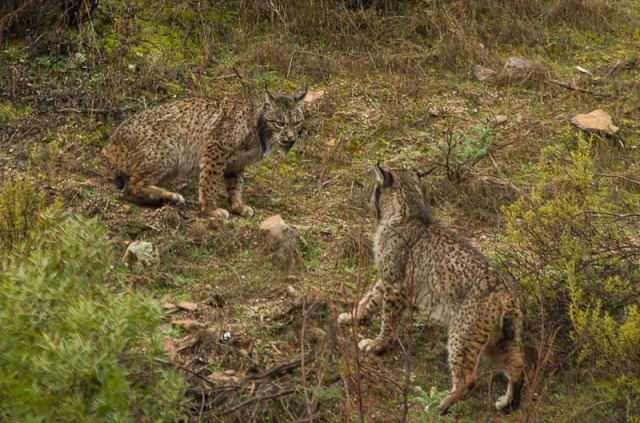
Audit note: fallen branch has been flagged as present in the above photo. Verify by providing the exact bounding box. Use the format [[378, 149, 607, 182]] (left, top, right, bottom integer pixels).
[[154, 358, 218, 388], [219, 388, 298, 416], [548, 79, 611, 97], [574, 211, 640, 221], [195, 347, 318, 413], [595, 173, 640, 188]]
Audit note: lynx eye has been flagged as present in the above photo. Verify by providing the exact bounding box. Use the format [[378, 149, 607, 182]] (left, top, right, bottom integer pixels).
[[293, 121, 303, 127], [270, 120, 285, 128]]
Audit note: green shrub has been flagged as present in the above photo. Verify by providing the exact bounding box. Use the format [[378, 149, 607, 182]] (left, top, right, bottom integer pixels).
[[0, 215, 187, 422], [0, 168, 60, 259], [500, 138, 640, 396]]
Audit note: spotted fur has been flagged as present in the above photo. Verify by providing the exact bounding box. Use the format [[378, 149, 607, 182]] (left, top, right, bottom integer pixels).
[[102, 88, 308, 218], [339, 165, 524, 414]]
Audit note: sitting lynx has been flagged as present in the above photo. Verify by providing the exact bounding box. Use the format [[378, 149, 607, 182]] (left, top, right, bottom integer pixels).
[[339, 164, 524, 414], [102, 87, 309, 219]]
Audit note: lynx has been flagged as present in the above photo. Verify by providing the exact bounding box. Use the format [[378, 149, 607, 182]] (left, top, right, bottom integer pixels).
[[338, 164, 524, 414], [102, 87, 309, 219]]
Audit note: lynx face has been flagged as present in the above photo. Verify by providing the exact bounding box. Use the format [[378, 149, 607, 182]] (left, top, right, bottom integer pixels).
[[372, 165, 432, 222], [262, 92, 307, 156]]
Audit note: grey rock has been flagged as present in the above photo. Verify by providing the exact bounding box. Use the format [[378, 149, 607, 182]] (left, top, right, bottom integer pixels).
[[473, 65, 496, 82], [259, 215, 307, 268], [123, 241, 160, 269], [504, 56, 530, 70]]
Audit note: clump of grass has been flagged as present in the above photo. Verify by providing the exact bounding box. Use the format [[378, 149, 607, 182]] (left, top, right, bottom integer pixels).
[[0, 170, 59, 259], [0, 214, 187, 421]]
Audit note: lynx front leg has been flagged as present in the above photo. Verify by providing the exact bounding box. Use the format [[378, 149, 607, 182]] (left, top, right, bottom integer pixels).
[[199, 151, 229, 219], [338, 279, 385, 325], [224, 171, 254, 217], [358, 284, 405, 355]]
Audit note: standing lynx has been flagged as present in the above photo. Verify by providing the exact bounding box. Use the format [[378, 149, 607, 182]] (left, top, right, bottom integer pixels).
[[102, 87, 308, 219], [339, 164, 524, 414]]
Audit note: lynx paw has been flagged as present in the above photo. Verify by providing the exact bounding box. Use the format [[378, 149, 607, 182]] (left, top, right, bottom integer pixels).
[[231, 204, 254, 217], [172, 194, 185, 206], [338, 312, 353, 325], [203, 208, 230, 220], [358, 338, 378, 353], [495, 394, 511, 411]]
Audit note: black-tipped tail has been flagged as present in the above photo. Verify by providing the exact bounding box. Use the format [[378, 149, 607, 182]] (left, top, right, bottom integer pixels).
[[115, 173, 126, 190], [510, 378, 524, 411], [502, 318, 516, 340]]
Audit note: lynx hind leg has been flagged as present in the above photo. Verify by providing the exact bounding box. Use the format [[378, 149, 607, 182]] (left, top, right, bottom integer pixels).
[[358, 284, 404, 355], [125, 172, 185, 206], [338, 279, 385, 325], [490, 306, 525, 411], [224, 171, 253, 217], [439, 303, 496, 415]]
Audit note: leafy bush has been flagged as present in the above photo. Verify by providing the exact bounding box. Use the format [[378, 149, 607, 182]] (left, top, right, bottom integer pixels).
[[0, 214, 187, 421], [500, 138, 640, 396], [436, 124, 500, 182], [0, 167, 60, 259]]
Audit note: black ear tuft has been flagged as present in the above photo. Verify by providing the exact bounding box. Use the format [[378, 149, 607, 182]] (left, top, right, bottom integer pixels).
[[295, 82, 308, 103], [264, 82, 277, 106], [375, 161, 393, 187], [416, 167, 436, 178]]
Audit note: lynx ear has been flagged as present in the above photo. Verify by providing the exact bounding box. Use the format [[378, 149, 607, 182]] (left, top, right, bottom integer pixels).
[[264, 83, 277, 107], [295, 83, 308, 103], [375, 161, 393, 187], [416, 167, 436, 178]]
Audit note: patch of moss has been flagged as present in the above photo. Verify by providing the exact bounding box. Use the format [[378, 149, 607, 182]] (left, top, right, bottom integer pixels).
[[0, 103, 28, 126]]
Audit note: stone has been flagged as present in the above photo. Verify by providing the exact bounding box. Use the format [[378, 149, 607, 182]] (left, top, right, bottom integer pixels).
[[303, 90, 325, 105], [207, 372, 239, 384], [259, 215, 306, 247], [122, 241, 160, 269], [473, 65, 496, 82], [163, 338, 177, 361], [177, 301, 198, 312], [494, 115, 508, 125], [571, 109, 619, 136], [162, 302, 177, 310], [259, 214, 286, 231], [172, 319, 203, 330], [259, 215, 307, 268], [504, 56, 530, 70]]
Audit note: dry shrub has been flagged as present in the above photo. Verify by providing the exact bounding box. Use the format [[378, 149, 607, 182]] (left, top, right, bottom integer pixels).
[[232, 0, 631, 73], [340, 229, 373, 263], [545, 0, 622, 29], [0, 0, 98, 36]]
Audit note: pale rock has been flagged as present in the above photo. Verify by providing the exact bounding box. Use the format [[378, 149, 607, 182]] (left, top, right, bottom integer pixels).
[[473, 65, 496, 82], [571, 109, 619, 136], [163, 338, 177, 361], [259, 215, 307, 268], [303, 90, 325, 106], [162, 302, 177, 310], [122, 241, 160, 269], [494, 115, 508, 125], [172, 319, 203, 330], [177, 301, 198, 312], [504, 56, 530, 70]]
